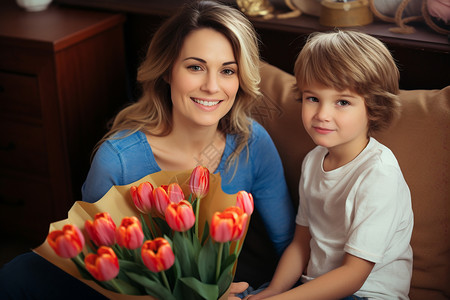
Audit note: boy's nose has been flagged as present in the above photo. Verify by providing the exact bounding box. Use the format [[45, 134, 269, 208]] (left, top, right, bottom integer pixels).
[[315, 104, 331, 121]]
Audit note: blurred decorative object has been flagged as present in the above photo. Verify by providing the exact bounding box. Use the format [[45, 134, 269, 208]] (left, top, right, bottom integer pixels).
[[369, 0, 450, 35], [320, 0, 373, 27], [236, 0, 274, 17], [16, 0, 52, 11], [289, 0, 322, 17]]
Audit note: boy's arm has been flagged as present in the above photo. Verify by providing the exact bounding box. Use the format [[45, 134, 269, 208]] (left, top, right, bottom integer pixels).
[[261, 253, 374, 300], [249, 225, 311, 299]]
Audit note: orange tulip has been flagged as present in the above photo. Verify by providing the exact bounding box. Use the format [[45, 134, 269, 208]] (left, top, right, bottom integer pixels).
[[153, 186, 170, 216], [165, 200, 195, 232], [189, 166, 210, 199], [236, 191, 254, 216], [141, 238, 175, 273], [115, 216, 144, 250], [210, 207, 248, 243], [167, 183, 185, 204], [84, 246, 119, 281], [47, 224, 85, 258], [85, 212, 116, 247], [130, 182, 155, 214]]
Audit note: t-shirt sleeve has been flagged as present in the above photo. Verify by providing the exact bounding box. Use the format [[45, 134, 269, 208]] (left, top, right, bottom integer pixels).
[[344, 165, 411, 263]]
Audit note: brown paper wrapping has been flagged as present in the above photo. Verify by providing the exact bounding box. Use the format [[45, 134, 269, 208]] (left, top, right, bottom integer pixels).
[[34, 170, 247, 299]]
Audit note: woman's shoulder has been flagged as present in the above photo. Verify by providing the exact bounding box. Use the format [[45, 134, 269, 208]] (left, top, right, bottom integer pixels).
[[248, 119, 272, 142], [101, 130, 148, 153]]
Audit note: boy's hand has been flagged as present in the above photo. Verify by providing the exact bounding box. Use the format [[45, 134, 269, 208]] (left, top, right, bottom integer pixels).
[[228, 282, 249, 299]]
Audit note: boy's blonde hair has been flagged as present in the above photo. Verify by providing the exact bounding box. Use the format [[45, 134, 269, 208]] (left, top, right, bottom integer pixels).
[[294, 30, 401, 135]]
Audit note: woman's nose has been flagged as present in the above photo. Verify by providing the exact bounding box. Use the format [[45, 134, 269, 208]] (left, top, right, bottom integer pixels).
[[201, 73, 220, 93]]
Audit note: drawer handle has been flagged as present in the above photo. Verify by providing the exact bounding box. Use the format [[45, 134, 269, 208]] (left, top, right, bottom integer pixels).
[[0, 142, 15, 151], [0, 195, 25, 207]]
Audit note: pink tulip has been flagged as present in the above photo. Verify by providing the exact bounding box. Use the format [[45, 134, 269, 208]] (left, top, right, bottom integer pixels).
[[167, 183, 185, 204], [236, 191, 254, 216], [47, 224, 85, 259], [210, 207, 248, 243], [153, 186, 170, 216], [141, 238, 175, 273], [116, 216, 144, 250], [165, 200, 196, 232], [84, 246, 119, 281], [85, 212, 116, 247], [189, 166, 210, 199], [130, 182, 154, 214]]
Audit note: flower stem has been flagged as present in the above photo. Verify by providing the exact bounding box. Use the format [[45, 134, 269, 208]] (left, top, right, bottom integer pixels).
[[194, 197, 201, 238], [216, 243, 224, 282], [161, 270, 171, 292], [73, 253, 85, 269]]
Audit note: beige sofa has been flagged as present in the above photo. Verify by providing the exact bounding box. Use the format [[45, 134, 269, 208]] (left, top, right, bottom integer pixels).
[[248, 62, 449, 299]]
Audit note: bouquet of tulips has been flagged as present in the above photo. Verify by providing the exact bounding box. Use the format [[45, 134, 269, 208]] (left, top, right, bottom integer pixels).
[[42, 166, 254, 300]]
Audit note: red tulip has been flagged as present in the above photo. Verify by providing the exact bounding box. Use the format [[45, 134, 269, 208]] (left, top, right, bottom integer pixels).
[[84, 246, 119, 281], [153, 186, 170, 216], [189, 166, 210, 199], [165, 200, 195, 232], [116, 216, 144, 250], [236, 191, 254, 216], [85, 212, 116, 247], [167, 183, 184, 204], [47, 224, 85, 258], [141, 238, 175, 273], [210, 207, 248, 243], [130, 182, 154, 214]]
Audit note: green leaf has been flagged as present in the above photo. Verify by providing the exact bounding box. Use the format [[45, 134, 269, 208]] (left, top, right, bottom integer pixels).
[[111, 278, 143, 295], [201, 221, 210, 245], [180, 277, 219, 300], [154, 217, 173, 238], [198, 238, 217, 283], [140, 213, 153, 240], [217, 261, 234, 297], [125, 271, 176, 300], [173, 231, 198, 278]]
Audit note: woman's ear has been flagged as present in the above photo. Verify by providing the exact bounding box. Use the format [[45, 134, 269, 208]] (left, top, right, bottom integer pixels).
[[163, 70, 171, 84]]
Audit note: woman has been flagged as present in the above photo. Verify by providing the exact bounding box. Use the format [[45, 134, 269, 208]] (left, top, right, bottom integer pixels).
[[0, 1, 294, 298]]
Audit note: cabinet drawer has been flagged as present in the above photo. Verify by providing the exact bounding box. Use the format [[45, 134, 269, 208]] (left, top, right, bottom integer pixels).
[[1, 118, 48, 175], [0, 172, 53, 242], [0, 71, 41, 119]]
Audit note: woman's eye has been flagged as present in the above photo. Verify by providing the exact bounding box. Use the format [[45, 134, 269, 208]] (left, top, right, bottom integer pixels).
[[188, 65, 202, 71], [337, 100, 350, 106], [222, 68, 236, 76]]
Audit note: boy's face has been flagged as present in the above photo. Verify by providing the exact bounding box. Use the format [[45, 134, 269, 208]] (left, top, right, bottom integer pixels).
[[301, 82, 369, 156]]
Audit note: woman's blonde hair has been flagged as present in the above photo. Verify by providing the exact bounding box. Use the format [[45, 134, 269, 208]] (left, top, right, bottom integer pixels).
[[97, 0, 261, 170], [294, 30, 401, 135]]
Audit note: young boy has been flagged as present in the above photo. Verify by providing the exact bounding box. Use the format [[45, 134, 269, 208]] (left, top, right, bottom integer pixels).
[[248, 31, 413, 299]]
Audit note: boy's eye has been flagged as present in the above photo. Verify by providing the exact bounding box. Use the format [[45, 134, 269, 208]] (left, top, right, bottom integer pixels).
[[337, 100, 350, 106], [305, 96, 319, 102]]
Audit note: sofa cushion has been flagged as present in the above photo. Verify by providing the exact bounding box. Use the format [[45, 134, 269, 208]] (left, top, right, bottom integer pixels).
[[254, 61, 450, 299]]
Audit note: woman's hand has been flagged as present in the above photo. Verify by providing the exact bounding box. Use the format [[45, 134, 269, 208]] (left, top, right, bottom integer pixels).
[[228, 282, 249, 299]]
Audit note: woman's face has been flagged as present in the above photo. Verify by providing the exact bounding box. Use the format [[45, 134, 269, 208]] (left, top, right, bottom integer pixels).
[[169, 28, 239, 129]]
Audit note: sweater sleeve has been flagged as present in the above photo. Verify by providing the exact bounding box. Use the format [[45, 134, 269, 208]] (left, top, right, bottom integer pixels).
[[81, 140, 124, 203], [249, 122, 295, 255]]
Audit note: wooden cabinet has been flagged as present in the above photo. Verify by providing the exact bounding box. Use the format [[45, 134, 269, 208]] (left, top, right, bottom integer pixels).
[[0, 1, 127, 245]]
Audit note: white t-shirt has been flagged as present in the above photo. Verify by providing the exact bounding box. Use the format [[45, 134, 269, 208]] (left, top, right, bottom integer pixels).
[[296, 138, 413, 299]]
